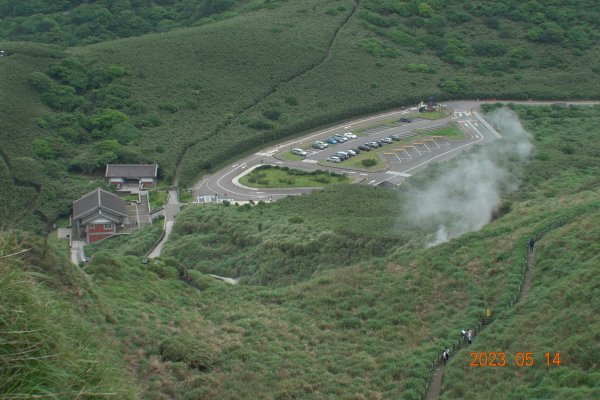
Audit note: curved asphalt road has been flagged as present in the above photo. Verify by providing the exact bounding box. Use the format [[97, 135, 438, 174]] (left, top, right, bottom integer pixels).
[[194, 100, 599, 202], [194, 100, 495, 202]]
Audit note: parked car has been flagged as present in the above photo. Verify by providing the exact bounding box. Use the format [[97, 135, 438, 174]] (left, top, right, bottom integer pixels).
[[351, 148, 361, 154], [400, 117, 413, 123], [358, 145, 371, 151], [344, 132, 357, 139], [292, 148, 307, 156], [333, 134, 348, 143], [335, 151, 349, 160], [327, 156, 341, 163], [326, 138, 338, 144], [367, 141, 380, 148], [391, 134, 401, 141], [312, 142, 326, 150], [381, 137, 393, 144], [315, 141, 328, 148], [347, 149, 357, 156]]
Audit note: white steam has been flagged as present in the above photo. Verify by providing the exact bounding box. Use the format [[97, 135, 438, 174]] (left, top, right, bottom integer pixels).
[[404, 107, 534, 247]]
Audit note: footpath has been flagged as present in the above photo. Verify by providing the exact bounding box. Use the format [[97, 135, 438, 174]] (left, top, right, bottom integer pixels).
[[423, 208, 590, 400]]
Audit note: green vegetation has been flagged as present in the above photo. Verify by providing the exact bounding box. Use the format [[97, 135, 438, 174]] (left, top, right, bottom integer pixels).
[[123, 105, 600, 397], [46, 229, 70, 260], [337, 150, 385, 170], [163, 184, 408, 285], [441, 210, 600, 400], [424, 124, 464, 139], [405, 110, 446, 120], [240, 165, 348, 188], [2, 0, 600, 398], [0, 230, 135, 398], [178, 188, 193, 203], [3, 0, 600, 233], [280, 151, 304, 161], [0, 0, 241, 45], [1, 106, 598, 398], [149, 190, 168, 210], [85, 218, 163, 258], [122, 193, 138, 202]]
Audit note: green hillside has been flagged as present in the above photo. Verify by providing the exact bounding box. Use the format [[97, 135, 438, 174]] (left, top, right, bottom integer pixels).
[[75, 105, 599, 399], [0, 229, 136, 399], [1, 0, 600, 398], [440, 210, 600, 400], [2, 0, 600, 231]]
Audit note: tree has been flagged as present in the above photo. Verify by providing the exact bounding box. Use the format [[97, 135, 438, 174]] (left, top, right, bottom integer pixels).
[[418, 3, 435, 17], [33, 139, 56, 159], [90, 109, 129, 131], [28, 72, 54, 92]]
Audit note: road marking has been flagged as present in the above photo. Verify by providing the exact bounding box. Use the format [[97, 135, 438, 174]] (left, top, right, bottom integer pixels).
[[368, 179, 376, 185], [302, 159, 318, 164], [386, 171, 411, 177], [360, 173, 368, 176], [231, 163, 238, 168], [348, 171, 356, 174]]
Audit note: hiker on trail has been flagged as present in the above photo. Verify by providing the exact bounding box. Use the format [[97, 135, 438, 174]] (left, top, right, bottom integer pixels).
[[467, 329, 473, 345], [529, 238, 535, 251], [442, 348, 450, 364]]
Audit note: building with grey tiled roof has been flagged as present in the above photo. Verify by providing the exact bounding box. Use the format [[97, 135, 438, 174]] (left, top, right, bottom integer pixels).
[[72, 188, 127, 244], [105, 164, 158, 187]]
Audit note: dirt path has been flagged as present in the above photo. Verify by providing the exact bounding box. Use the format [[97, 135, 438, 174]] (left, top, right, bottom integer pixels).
[[520, 247, 537, 299], [427, 246, 538, 400], [427, 365, 445, 400]]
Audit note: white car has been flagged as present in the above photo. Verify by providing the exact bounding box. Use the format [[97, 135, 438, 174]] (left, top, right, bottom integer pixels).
[[344, 132, 357, 139], [314, 141, 328, 148], [327, 156, 342, 163], [292, 148, 307, 157], [346, 149, 357, 156]]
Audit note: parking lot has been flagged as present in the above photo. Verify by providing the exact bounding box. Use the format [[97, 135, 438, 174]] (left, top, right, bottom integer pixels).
[[194, 104, 500, 202]]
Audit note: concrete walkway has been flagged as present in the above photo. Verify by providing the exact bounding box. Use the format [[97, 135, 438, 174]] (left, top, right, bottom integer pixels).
[[70, 240, 86, 266], [147, 189, 181, 258]]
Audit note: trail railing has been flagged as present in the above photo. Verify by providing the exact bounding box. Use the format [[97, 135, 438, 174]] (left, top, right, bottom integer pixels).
[[418, 205, 595, 400]]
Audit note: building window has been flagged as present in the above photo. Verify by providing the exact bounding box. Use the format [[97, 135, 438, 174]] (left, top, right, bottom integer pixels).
[[103, 223, 112, 230]]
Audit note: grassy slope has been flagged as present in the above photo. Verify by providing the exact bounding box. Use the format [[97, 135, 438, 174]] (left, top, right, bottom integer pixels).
[[0, 43, 57, 230], [80, 105, 599, 399], [162, 184, 408, 286], [72, 0, 357, 182], [0, 230, 136, 398], [3, 0, 600, 233], [67, 0, 600, 188], [440, 210, 600, 400], [0, 42, 110, 232]]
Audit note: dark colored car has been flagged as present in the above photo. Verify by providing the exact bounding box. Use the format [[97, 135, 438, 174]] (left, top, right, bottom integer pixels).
[[391, 134, 401, 141], [367, 142, 380, 148], [358, 145, 371, 151], [351, 148, 361, 154], [400, 117, 413, 123]]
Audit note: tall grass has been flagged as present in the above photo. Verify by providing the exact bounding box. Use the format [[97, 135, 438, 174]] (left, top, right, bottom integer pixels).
[[0, 232, 136, 399]]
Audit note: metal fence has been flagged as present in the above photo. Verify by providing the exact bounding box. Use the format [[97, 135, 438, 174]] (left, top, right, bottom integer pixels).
[[418, 206, 594, 400]]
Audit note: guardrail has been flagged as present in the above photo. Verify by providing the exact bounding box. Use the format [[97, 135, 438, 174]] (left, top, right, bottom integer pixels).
[[418, 204, 595, 400]]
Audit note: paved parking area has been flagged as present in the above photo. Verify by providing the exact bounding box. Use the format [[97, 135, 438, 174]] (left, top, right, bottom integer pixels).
[[195, 103, 503, 202]]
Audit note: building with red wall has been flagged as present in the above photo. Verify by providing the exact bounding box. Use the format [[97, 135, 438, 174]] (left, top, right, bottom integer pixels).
[[72, 188, 128, 244]]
